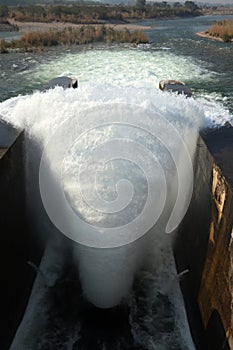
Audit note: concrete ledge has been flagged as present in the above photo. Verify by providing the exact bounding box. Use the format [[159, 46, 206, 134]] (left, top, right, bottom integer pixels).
[[0, 120, 23, 159]]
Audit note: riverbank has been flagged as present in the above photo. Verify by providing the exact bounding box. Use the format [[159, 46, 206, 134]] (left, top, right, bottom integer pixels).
[[200, 7, 233, 16], [7, 19, 153, 34], [0, 25, 149, 53], [196, 31, 226, 42], [196, 19, 233, 43]]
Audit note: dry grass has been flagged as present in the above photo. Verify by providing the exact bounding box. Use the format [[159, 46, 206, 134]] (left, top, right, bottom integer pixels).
[[206, 19, 233, 42], [0, 25, 148, 52]]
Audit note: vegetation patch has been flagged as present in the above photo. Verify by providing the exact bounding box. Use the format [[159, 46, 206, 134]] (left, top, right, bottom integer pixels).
[[205, 19, 233, 42], [1, 2, 201, 24], [0, 25, 149, 53]]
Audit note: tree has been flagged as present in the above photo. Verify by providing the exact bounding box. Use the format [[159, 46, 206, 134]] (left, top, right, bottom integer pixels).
[[136, 0, 146, 11], [0, 5, 9, 18], [173, 2, 181, 7], [184, 1, 198, 11]]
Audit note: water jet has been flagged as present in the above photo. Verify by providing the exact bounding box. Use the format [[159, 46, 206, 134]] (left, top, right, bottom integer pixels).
[[0, 87, 232, 350]]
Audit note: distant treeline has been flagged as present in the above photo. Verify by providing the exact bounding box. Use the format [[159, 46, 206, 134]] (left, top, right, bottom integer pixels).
[[0, 2, 201, 23], [0, 25, 149, 52], [205, 19, 233, 42]]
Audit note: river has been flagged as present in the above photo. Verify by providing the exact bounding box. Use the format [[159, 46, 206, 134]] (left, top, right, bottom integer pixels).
[[1, 14, 233, 126]]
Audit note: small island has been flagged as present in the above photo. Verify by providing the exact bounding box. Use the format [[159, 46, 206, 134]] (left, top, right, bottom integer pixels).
[[197, 19, 233, 43], [0, 26, 149, 53]]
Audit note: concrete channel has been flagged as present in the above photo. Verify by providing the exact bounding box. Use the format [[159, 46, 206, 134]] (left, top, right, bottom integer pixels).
[[0, 120, 232, 349]]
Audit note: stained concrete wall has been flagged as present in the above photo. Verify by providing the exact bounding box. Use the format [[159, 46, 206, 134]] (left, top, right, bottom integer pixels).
[[174, 125, 233, 350], [198, 160, 233, 347], [0, 121, 43, 350]]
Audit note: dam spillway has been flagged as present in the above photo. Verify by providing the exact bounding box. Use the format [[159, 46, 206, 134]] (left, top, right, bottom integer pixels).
[[1, 12, 233, 349], [0, 113, 233, 350]]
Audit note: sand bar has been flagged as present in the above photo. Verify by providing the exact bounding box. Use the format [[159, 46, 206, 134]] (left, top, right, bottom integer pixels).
[[8, 19, 153, 35], [196, 31, 233, 43]]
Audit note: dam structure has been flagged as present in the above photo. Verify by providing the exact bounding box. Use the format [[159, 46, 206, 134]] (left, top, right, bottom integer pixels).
[[174, 125, 233, 350], [0, 87, 232, 349]]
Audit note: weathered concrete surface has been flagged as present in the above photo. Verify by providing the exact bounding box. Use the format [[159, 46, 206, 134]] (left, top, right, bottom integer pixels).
[[174, 125, 233, 350], [199, 126, 233, 350], [0, 121, 43, 350], [0, 120, 21, 158]]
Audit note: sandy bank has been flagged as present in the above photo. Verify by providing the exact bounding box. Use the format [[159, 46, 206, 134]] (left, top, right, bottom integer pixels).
[[8, 19, 153, 34], [196, 31, 233, 43]]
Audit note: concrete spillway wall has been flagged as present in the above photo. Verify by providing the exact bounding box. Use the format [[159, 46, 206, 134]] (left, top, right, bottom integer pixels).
[[174, 126, 233, 350], [0, 122, 44, 350], [0, 120, 232, 349]]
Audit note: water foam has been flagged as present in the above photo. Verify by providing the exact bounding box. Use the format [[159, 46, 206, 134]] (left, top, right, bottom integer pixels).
[[14, 47, 232, 127], [6, 90, 196, 349], [0, 84, 204, 310], [1, 39, 231, 350], [22, 48, 211, 89]]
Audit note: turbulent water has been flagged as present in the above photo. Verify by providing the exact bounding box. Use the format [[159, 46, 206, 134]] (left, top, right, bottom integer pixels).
[[1, 15, 233, 124], [1, 14, 233, 350]]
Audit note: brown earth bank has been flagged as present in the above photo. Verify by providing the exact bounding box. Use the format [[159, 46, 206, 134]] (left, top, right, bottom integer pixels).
[[0, 24, 149, 54], [196, 18, 233, 43], [6, 18, 153, 34], [196, 31, 233, 43]]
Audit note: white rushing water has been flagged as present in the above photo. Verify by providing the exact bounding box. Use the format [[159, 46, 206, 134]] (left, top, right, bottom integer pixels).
[[22, 47, 208, 88], [16, 46, 233, 126], [1, 47, 232, 349]]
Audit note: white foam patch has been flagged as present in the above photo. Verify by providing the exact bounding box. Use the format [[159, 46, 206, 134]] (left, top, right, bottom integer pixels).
[[198, 96, 233, 127], [0, 83, 204, 131], [129, 243, 195, 350], [20, 48, 212, 90], [0, 84, 204, 310], [12, 47, 232, 128], [1, 41, 230, 350]]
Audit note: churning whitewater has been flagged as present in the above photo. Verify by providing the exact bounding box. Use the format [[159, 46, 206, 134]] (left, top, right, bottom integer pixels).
[[1, 81, 202, 350], [0, 46, 232, 350]]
